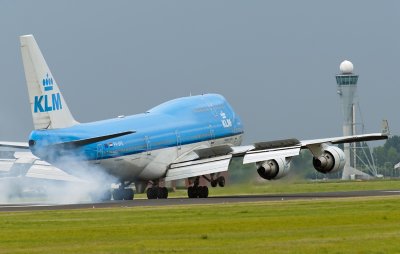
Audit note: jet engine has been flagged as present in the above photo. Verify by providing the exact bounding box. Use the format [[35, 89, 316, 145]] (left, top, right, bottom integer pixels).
[[312, 146, 346, 174], [256, 158, 290, 180]]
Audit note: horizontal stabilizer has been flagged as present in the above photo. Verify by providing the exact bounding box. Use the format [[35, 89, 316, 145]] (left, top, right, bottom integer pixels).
[[26, 162, 86, 182], [166, 155, 232, 181], [51, 131, 135, 149], [0, 142, 29, 149], [0, 150, 84, 182]]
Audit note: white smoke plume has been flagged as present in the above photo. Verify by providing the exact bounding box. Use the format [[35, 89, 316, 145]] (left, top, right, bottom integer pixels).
[[0, 150, 119, 204]]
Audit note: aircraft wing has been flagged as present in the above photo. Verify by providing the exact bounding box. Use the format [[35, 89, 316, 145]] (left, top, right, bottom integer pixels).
[[0, 141, 29, 149], [0, 150, 84, 183], [165, 139, 301, 181], [300, 133, 387, 147], [165, 123, 389, 181]]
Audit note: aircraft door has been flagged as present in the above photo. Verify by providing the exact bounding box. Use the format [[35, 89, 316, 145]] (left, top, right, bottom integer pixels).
[[96, 143, 103, 163], [145, 136, 151, 155], [209, 125, 215, 145], [175, 130, 181, 149]]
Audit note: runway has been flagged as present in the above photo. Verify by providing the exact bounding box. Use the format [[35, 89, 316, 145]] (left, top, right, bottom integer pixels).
[[1, 189, 399, 212]]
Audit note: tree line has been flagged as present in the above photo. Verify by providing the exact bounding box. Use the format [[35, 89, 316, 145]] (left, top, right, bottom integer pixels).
[[373, 135, 400, 177]]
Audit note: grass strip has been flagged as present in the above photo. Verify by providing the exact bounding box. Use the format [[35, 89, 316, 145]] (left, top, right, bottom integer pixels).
[[1, 196, 400, 253]]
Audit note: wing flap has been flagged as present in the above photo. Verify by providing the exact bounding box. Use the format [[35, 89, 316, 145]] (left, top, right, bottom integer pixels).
[[166, 155, 232, 181], [254, 138, 300, 150], [194, 145, 233, 159], [243, 147, 301, 164]]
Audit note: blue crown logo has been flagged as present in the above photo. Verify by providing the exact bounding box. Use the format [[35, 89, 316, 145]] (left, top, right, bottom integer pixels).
[[42, 73, 54, 91]]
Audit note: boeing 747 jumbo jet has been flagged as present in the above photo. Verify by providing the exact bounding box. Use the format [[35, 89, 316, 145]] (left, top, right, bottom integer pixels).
[[0, 35, 389, 201]]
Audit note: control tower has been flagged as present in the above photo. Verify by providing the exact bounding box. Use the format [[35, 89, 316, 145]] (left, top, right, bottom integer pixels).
[[336, 60, 357, 178], [336, 60, 375, 179]]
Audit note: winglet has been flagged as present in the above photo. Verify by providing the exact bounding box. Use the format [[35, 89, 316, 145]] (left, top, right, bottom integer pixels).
[[382, 119, 390, 136]]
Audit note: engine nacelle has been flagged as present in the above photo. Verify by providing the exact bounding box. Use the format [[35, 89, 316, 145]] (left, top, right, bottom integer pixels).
[[312, 146, 346, 174], [256, 158, 290, 180]]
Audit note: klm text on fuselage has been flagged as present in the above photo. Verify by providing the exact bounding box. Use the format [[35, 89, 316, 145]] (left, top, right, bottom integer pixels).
[[34, 93, 62, 113]]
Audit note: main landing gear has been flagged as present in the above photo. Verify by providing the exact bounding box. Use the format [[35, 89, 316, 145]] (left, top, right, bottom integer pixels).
[[112, 182, 134, 200], [187, 174, 225, 198], [210, 175, 225, 188], [146, 181, 168, 199]]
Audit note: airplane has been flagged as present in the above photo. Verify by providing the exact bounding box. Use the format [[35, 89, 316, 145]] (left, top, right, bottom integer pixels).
[[0, 34, 388, 201]]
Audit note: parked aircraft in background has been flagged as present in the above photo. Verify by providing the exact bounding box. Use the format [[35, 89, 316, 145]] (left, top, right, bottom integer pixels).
[[0, 35, 388, 201]]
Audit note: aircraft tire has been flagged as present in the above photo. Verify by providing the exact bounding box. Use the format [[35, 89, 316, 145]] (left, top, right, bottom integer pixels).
[[218, 176, 225, 187], [112, 189, 123, 201], [198, 186, 209, 198], [188, 186, 197, 198], [211, 180, 218, 188], [147, 187, 157, 199], [158, 187, 168, 199], [124, 188, 134, 200]]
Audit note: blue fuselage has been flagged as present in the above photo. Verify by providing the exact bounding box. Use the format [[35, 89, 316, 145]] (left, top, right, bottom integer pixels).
[[29, 94, 244, 177]]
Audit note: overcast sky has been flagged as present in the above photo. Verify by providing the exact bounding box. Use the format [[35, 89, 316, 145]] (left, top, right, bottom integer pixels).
[[0, 1, 398, 145]]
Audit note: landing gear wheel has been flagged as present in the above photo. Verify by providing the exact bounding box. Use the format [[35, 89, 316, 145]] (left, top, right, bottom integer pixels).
[[217, 176, 225, 187], [211, 180, 218, 188], [113, 188, 134, 200], [158, 187, 168, 199], [123, 188, 134, 200], [147, 187, 157, 199], [112, 189, 124, 201], [188, 186, 197, 198], [198, 186, 209, 198], [147, 187, 168, 199]]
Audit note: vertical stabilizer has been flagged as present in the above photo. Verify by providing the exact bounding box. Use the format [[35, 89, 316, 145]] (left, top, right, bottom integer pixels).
[[20, 35, 78, 130]]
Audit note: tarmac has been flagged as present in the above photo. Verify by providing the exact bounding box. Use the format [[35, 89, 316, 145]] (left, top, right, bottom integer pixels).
[[0, 189, 399, 212]]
